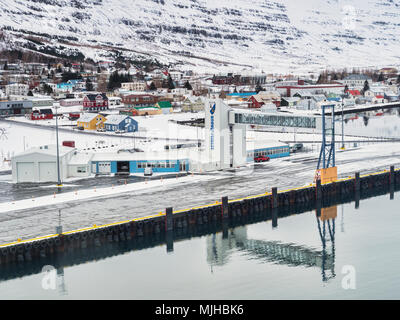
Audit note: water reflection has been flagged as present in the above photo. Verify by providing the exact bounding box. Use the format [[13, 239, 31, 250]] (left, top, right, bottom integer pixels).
[[207, 206, 337, 283], [316, 205, 336, 282], [57, 266, 67, 296], [338, 107, 400, 138]]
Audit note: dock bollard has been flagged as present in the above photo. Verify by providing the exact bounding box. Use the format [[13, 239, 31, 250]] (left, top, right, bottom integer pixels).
[[221, 196, 229, 219], [316, 180, 322, 200], [271, 187, 278, 209], [165, 207, 173, 232], [390, 166, 395, 186], [355, 172, 360, 192], [390, 166, 395, 200]]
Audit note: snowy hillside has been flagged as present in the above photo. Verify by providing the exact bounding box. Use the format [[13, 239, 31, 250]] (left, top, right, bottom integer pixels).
[[0, 0, 400, 72]]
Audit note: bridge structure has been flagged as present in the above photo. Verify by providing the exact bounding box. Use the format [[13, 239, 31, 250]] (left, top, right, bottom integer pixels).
[[203, 99, 331, 172]]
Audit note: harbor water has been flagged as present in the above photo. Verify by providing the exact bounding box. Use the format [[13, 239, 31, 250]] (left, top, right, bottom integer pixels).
[[1, 191, 400, 299]]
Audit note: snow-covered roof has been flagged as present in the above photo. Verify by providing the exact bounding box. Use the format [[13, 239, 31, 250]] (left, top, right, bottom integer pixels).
[[104, 114, 133, 125], [344, 74, 371, 80], [78, 113, 101, 123], [13, 145, 75, 159]]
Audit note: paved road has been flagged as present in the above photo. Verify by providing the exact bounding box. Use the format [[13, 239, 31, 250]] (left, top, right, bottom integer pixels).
[[0, 118, 200, 143], [0, 147, 399, 244]]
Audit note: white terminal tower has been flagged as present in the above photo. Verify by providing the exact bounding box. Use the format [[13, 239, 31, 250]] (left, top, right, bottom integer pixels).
[[203, 99, 247, 171]]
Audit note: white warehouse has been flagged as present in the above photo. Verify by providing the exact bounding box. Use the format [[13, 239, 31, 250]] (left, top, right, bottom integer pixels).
[[11, 145, 77, 183]]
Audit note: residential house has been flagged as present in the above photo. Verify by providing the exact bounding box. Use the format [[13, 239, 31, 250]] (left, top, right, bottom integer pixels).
[[56, 82, 74, 93], [296, 94, 327, 110], [122, 94, 157, 107], [341, 74, 372, 87], [5, 83, 29, 96], [276, 80, 345, 97], [181, 96, 205, 112], [67, 79, 85, 91], [379, 67, 398, 77], [83, 93, 109, 112], [77, 113, 106, 130], [60, 98, 83, 107], [372, 95, 386, 104], [155, 100, 173, 114], [29, 108, 53, 120], [248, 91, 281, 108], [104, 115, 138, 132], [226, 92, 257, 101], [120, 107, 162, 117], [364, 87, 386, 98], [121, 81, 147, 91], [346, 90, 362, 98], [384, 92, 399, 102], [169, 71, 184, 82], [280, 97, 300, 107]]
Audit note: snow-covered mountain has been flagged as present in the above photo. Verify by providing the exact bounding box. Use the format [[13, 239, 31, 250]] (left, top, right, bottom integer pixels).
[[0, 0, 400, 73]]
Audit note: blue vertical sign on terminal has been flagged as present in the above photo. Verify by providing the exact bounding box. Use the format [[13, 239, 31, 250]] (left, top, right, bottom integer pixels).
[[210, 103, 216, 150]]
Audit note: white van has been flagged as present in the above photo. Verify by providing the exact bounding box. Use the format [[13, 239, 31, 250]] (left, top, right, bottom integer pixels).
[[144, 167, 153, 176]]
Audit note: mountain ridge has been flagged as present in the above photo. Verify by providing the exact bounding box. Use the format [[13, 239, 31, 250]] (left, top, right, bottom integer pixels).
[[0, 0, 399, 72]]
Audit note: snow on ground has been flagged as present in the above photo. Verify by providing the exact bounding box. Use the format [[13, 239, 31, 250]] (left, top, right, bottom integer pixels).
[[0, 141, 400, 244], [0, 174, 217, 215], [0, 112, 202, 171]]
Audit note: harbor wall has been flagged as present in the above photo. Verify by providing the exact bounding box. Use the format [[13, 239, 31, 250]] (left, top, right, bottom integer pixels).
[[0, 166, 398, 267]]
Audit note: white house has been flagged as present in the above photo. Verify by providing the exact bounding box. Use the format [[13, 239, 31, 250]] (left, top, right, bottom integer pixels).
[[121, 81, 147, 91], [5, 83, 29, 96], [341, 74, 372, 88]]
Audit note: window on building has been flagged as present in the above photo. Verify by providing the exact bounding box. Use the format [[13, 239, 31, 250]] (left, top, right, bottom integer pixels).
[[77, 167, 87, 173]]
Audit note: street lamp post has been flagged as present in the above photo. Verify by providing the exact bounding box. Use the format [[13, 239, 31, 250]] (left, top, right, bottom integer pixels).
[[55, 103, 62, 187]]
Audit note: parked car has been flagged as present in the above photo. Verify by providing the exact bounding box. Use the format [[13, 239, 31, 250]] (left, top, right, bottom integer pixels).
[[115, 129, 125, 134], [68, 113, 80, 121], [254, 156, 270, 163], [97, 127, 106, 132], [77, 126, 84, 131], [290, 143, 303, 153]]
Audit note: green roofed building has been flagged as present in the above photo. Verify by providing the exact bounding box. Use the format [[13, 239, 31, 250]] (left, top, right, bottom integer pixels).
[[155, 100, 173, 114]]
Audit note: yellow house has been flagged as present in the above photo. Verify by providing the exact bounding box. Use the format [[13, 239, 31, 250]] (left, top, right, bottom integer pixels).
[[77, 113, 106, 130]]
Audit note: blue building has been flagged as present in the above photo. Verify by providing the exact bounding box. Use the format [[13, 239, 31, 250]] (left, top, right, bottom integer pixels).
[[57, 82, 74, 92], [104, 115, 138, 132], [91, 152, 190, 175], [246, 142, 290, 162], [227, 92, 257, 99]]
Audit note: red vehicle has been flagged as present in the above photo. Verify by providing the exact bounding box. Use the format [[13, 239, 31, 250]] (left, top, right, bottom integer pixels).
[[254, 155, 270, 163], [68, 113, 80, 120], [62, 141, 75, 148]]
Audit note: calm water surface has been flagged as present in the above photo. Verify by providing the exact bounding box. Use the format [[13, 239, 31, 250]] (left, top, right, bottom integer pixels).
[[0, 192, 400, 299]]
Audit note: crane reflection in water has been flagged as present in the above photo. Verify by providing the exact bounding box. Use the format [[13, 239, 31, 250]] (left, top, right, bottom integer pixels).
[[207, 205, 337, 283]]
